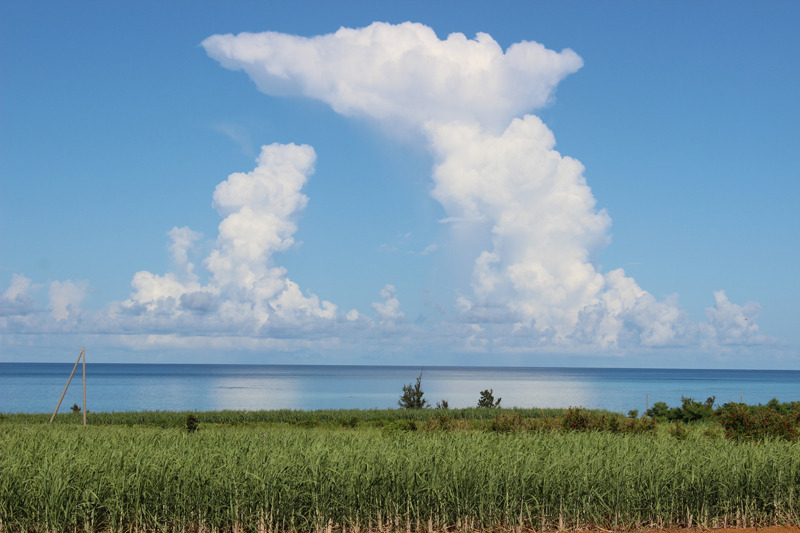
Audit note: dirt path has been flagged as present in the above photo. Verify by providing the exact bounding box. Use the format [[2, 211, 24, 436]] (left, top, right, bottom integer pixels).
[[612, 526, 800, 533]]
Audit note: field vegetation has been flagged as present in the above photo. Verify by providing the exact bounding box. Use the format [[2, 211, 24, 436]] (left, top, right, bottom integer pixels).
[[1, 398, 798, 532]]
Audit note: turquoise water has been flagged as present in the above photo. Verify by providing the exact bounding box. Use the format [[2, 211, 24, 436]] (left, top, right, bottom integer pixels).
[[1, 363, 797, 414]]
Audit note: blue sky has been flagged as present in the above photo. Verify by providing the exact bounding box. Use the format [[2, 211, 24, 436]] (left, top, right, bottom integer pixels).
[[1, 1, 798, 368]]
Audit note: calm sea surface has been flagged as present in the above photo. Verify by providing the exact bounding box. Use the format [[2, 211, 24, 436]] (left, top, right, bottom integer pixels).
[[1, 363, 798, 414]]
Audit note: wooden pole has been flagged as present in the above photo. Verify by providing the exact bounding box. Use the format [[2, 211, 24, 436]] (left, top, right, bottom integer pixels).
[[49, 348, 85, 424], [82, 348, 86, 426]]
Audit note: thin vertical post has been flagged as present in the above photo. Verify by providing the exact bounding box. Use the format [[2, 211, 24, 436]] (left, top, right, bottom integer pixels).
[[49, 348, 85, 424], [82, 348, 86, 426]]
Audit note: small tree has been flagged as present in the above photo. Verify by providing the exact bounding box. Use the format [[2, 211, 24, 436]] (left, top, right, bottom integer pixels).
[[477, 389, 501, 408], [645, 401, 670, 421], [70, 403, 81, 414], [436, 399, 449, 410], [399, 373, 429, 409]]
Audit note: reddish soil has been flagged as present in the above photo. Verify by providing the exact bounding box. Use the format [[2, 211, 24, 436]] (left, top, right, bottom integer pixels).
[[608, 526, 800, 533]]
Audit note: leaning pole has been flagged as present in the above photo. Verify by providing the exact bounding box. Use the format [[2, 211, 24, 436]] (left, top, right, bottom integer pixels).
[[49, 347, 86, 425]]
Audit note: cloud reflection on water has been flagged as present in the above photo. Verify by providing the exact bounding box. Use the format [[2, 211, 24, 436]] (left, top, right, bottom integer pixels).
[[2, 363, 798, 414]]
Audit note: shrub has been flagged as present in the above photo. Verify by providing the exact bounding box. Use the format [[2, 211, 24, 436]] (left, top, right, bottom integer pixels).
[[383, 419, 418, 432], [562, 408, 596, 431], [340, 416, 360, 428], [477, 389, 501, 408], [645, 401, 670, 421], [763, 398, 800, 418], [424, 414, 460, 431], [670, 396, 715, 423], [562, 408, 655, 435], [435, 399, 449, 409], [645, 397, 715, 424], [621, 416, 657, 435], [489, 413, 525, 433], [528, 416, 561, 432], [186, 415, 198, 433], [399, 373, 429, 409], [715, 402, 798, 441]]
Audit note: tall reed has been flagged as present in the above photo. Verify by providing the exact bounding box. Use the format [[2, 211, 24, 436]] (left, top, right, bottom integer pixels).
[[1, 424, 797, 532]]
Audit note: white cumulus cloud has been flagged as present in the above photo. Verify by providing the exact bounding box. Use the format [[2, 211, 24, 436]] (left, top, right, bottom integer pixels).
[[427, 116, 613, 340], [202, 21, 582, 132], [168, 226, 203, 282], [122, 143, 336, 334], [705, 290, 767, 345], [1, 22, 775, 360], [0, 274, 36, 317], [372, 284, 404, 322], [202, 21, 771, 351], [49, 279, 89, 321]]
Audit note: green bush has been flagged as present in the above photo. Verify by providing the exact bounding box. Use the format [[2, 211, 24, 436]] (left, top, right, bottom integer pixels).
[[477, 389, 501, 408], [297, 418, 320, 428], [645, 401, 670, 421], [424, 414, 460, 431], [562, 408, 619, 432], [383, 419, 418, 432], [715, 402, 798, 441], [185, 414, 198, 433], [646, 397, 715, 423], [621, 416, 657, 435], [340, 416, 360, 428], [763, 398, 800, 418], [671, 396, 715, 423], [488, 413, 524, 433], [398, 373, 429, 409], [561, 408, 656, 435]]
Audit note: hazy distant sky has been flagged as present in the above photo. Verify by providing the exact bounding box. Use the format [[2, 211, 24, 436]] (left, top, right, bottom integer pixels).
[[1, 1, 798, 368]]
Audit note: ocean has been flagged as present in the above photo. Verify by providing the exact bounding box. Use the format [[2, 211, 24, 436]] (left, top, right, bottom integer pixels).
[[1, 363, 797, 415]]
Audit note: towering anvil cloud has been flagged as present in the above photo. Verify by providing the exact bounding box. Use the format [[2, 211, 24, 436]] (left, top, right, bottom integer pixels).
[[203, 22, 582, 132], [200, 21, 767, 348]]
